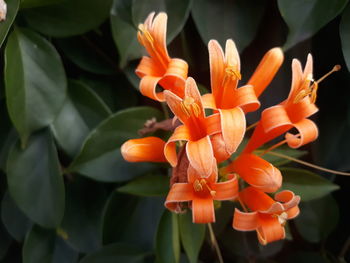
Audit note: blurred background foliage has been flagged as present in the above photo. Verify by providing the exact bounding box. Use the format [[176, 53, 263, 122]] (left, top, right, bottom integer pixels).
[[0, 0, 349, 262]]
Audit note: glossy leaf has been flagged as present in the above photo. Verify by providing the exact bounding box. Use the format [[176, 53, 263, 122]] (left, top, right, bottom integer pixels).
[[0, 0, 20, 47], [110, 0, 192, 68], [22, 225, 78, 263], [192, 0, 266, 52], [56, 37, 116, 75], [179, 213, 205, 263], [68, 107, 163, 182], [61, 177, 107, 253], [22, 0, 113, 37], [279, 167, 339, 201], [294, 195, 339, 243], [5, 28, 67, 146], [278, 0, 348, 50], [80, 243, 147, 263], [117, 174, 169, 197], [340, 4, 350, 72], [1, 192, 32, 242], [20, 0, 64, 9], [51, 80, 111, 158], [156, 210, 180, 263], [6, 129, 65, 228]]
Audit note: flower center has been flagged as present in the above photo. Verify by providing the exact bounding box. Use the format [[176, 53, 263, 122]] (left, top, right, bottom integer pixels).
[[193, 179, 216, 197], [225, 65, 242, 81], [272, 212, 288, 226], [180, 97, 201, 118], [294, 65, 341, 104]]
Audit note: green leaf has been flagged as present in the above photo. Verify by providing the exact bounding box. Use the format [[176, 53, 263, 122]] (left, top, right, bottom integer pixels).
[[6, 129, 65, 228], [1, 191, 32, 242], [56, 37, 116, 75], [179, 213, 205, 263], [117, 174, 169, 197], [294, 195, 339, 243], [156, 210, 180, 263], [79, 243, 147, 263], [278, 0, 348, 50], [51, 80, 111, 158], [256, 146, 307, 167], [68, 107, 163, 182], [340, 4, 350, 72], [22, 0, 113, 37], [110, 0, 192, 68], [61, 177, 107, 253], [0, 222, 12, 261], [279, 167, 339, 201], [20, 0, 64, 9], [192, 0, 266, 52], [5, 28, 67, 146], [23, 225, 78, 263], [0, 0, 20, 48]]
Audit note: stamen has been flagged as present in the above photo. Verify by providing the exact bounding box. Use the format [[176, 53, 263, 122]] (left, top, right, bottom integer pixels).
[[180, 97, 201, 118], [200, 179, 216, 196], [294, 65, 341, 104], [277, 212, 288, 226], [193, 179, 203, 191], [193, 179, 216, 196], [225, 66, 241, 81], [138, 24, 154, 47]]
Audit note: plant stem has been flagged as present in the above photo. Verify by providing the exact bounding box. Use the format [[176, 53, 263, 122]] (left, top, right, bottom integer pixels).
[[265, 151, 350, 176], [246, 121, 258, 132], [207, 223, 224, 263]]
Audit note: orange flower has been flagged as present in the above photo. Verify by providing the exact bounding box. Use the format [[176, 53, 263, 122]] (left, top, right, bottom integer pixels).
[[164, 77, 222, 177], [244, 54, 329, 153], [165, 161, 238, 223], [224, 153, 282, 193], [135, 12, 188, 101], [233, 187, 300, 245], [121, 136, 167, 163]]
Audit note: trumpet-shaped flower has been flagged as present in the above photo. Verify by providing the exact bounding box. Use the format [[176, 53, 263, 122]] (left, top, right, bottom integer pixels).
[[166, 161, 238, 223], [233, 187, 300, 245], [164, 77, 222, 177], [136, 12, 188, 101], [121, 136, 167, 163]]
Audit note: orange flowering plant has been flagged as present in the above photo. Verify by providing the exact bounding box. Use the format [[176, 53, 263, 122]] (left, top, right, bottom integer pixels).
[[121, 11, 349, 262]]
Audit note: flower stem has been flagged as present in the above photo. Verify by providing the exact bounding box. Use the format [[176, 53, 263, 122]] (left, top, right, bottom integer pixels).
[[246, 121, 258, 132], [265, 151, 350, 176], [207, 223, 224, 263]]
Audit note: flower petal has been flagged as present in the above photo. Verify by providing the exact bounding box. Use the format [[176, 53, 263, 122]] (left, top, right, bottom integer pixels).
[[219, 107, 246, 154], [257, 214, 285, 245], [160, 58, 188, 98], [164, 90, 187, 123], [208, 40, 225, 99], [232, 209, 259, 231], [225, 39, 240, 71], [192, 197, 215, 223], [240, 187, 276, 212], [286, 206, 300, 219], [135, 56, 164, 77], [285, 98, 318, 122], [185, 77, 205, 117], [165, 183, 194, 212], [274, 190, 301, 210], [232, 85, 260, 113], [204, 113, 221, 135], [121, 137, 167, 162], [186, 136, 214, 177], [150, 12, 170, 61], [201, 93, 217, 109], [164, 125, 191, 167], [248, 47, 284, 97], [211, 133, 230, 163], [285, 118, 318, 148], [139, 75, 164, 101], [212, 174, 238, 200]]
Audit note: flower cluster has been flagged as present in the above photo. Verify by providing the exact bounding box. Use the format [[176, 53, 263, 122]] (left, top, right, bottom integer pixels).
[[121, 12, 340, 245]]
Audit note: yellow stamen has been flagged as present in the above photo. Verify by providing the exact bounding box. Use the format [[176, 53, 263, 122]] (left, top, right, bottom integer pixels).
[[294, 65, 341, 104], [138, 24, 154, 47], [180, 97, 201, 118], [193, 179, 203, 191], [225, 66, 242, 80], [193, 179, 216, 196]]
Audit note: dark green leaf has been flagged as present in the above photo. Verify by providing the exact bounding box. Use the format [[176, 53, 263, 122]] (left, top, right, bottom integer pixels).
[[5, 28, 67, 146], [56, 37, 116, 75], [79, 243, 147, 263], [23, 225, 78, 263], [117, 174, 169, 197], [7, 129, 65, 228], [156, 210, 180, 263], [179, 213, 205, 263], [102, 194, 164, 251], [257, 146, 307, 166], [340, 4, 350, 72], [0, 222, 12, 261], [22, 0, 113, 37], [294, 195, 339, 243], [68, 107, 163, 182], [20, 0, 64, 9], [1, 191, 32, 242], [61, 177, 107, 253], [278, 0, 348, 50], [0, 0, 20, 47], [279, 167, 339, 201], [110, 0, 192, 68], [192, 0, 266, 52], [51, 80, 111, 158]]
